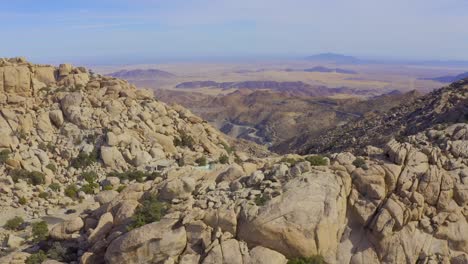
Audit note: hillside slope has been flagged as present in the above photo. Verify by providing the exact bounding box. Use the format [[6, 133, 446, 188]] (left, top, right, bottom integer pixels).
[[1, 58, 467, 264], [276, 79, 468, 154]]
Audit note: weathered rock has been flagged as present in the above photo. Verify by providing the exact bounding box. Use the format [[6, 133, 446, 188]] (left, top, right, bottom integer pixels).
[[105, 218, 186, 264]]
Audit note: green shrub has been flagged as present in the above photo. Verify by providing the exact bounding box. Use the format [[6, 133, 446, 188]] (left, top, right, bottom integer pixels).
[[221, 142, 235, 154], [109, 170, 159, 183], [219, 154, 229, 164], [281, 157, 304, 166], [128, 194, 169, 230], [173, 132, 195, 149], [103, 185, 113, 191], [25, 251, 47, 264], [49, 183, 61, 192], [19, 196, 27, 205], [352, 157, 366, 168], [29, 171, 46, 185], [70, 148, 98, 169], [38, 142, 54, 152], [80, 182, 99, 194], [195, 156, 207, 166], [288, 255, 325, 264], [31, 221, 48, 242], [305, 155, 327, 166], [254, 194, 269, 206], [81, 171, 98, 183], [38, 192, 49, 199], [64, 184, 79, 199], [10, 169, 45, 185], [46, 163, 57, 173], [0, 149, 11, 164], [4, 216, 24, 230], [116, 185, 126, 193], [47, 241, 70, 261]]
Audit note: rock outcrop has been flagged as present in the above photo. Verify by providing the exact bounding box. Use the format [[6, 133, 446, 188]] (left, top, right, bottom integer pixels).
[[1, 58, 467, 264]]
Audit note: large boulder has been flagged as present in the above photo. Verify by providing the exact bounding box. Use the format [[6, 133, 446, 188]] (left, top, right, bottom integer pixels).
[[105, 218, 186, 264], [238, 169, 349, 261]]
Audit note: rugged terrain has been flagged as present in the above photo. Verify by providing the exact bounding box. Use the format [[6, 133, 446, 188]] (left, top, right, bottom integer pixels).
[[156, 88, 421, 147], [0, 58, 467, 264]]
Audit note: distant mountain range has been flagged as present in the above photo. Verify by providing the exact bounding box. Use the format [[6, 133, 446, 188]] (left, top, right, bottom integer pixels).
[[303, 66, 357, 74], [304, 53, 361, 64], [108, 69, 175, 80], [421, 72, 468, 83]]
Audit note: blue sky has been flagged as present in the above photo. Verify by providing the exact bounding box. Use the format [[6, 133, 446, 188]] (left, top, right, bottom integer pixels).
[[2, 0, 468, 64]]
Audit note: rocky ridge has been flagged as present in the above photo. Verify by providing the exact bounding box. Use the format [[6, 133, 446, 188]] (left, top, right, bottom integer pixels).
[[0, 58, 467, 264]]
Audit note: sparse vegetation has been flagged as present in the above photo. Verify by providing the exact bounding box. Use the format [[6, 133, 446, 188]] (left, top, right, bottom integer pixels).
[[47, 241, 71, 262], [0, 149, 11, 164], [31, 221, 48, 242], [25, 251, 47, 264], [305, 155, 327, 166], [103, 185, 113, 191], [49, 182, 61, 192], [287, 255, 325, 264], [221, 142, 235, 154], [46, 163, 57, 173], [195, 156, 207, 166], [80, 182, 99, 194], [281, 157, 304, 166], [254, 194, 269, 206], [4, 216, 24, 230], [70, 148, 99, 169], [116, 185, 126, 192], [81, 171, 98, 183], [128, 194, 169, 230], [219, 154, 229, 164], [64, 184, 79, 199], [109, 170, 161, 183], [19, 196, 27, 205], [38, 142, 54, 152], [173, 132, 195, 149], [353, 157, 366, 168], [10, 169, 45, 185], [38, 192, 49, 199]]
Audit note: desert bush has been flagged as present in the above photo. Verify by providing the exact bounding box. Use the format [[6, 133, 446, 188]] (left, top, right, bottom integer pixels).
[[64, 184, 79, 199], [38, 142, 54, 152], [109, 170, 160, 183], [49, 183, 61, 192], [128, 194, 169, 230], [195, 156, 207, 166], [103, 185, 113, 191], [221, 142, 235, 154], [80, 182, 99, 194], [288, 255, 325, 264], [25, 251, 47, 264], [305, 155, 327, 166], [31, 221, 48, 242], [116, 185, 126, 192], [81, 171, 98, 183], [173, 132, 195, 149], [10, 169, 45, 185], [70, 148, 98, 169], [46, 163, 57, 173], [254, 194, 269, 206], [19, 196, 27, 205], [0, 149, 11, 164], [4, 216, 24, 230], [219, 154, 229, 164], [47, 241, 71, 262], [38, 192, 49, 199], [353, 157, 366, 168], [281, 157, 304, 166]]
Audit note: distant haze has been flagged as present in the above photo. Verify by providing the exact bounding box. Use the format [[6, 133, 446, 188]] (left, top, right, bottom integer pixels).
[[2, 0, 468, 64]]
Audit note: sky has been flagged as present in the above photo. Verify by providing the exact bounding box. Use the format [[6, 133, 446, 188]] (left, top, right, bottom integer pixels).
[[2, 0, 468, 64]]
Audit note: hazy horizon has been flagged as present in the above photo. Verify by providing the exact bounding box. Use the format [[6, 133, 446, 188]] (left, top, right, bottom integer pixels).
[[2, 0, 468, 65]]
